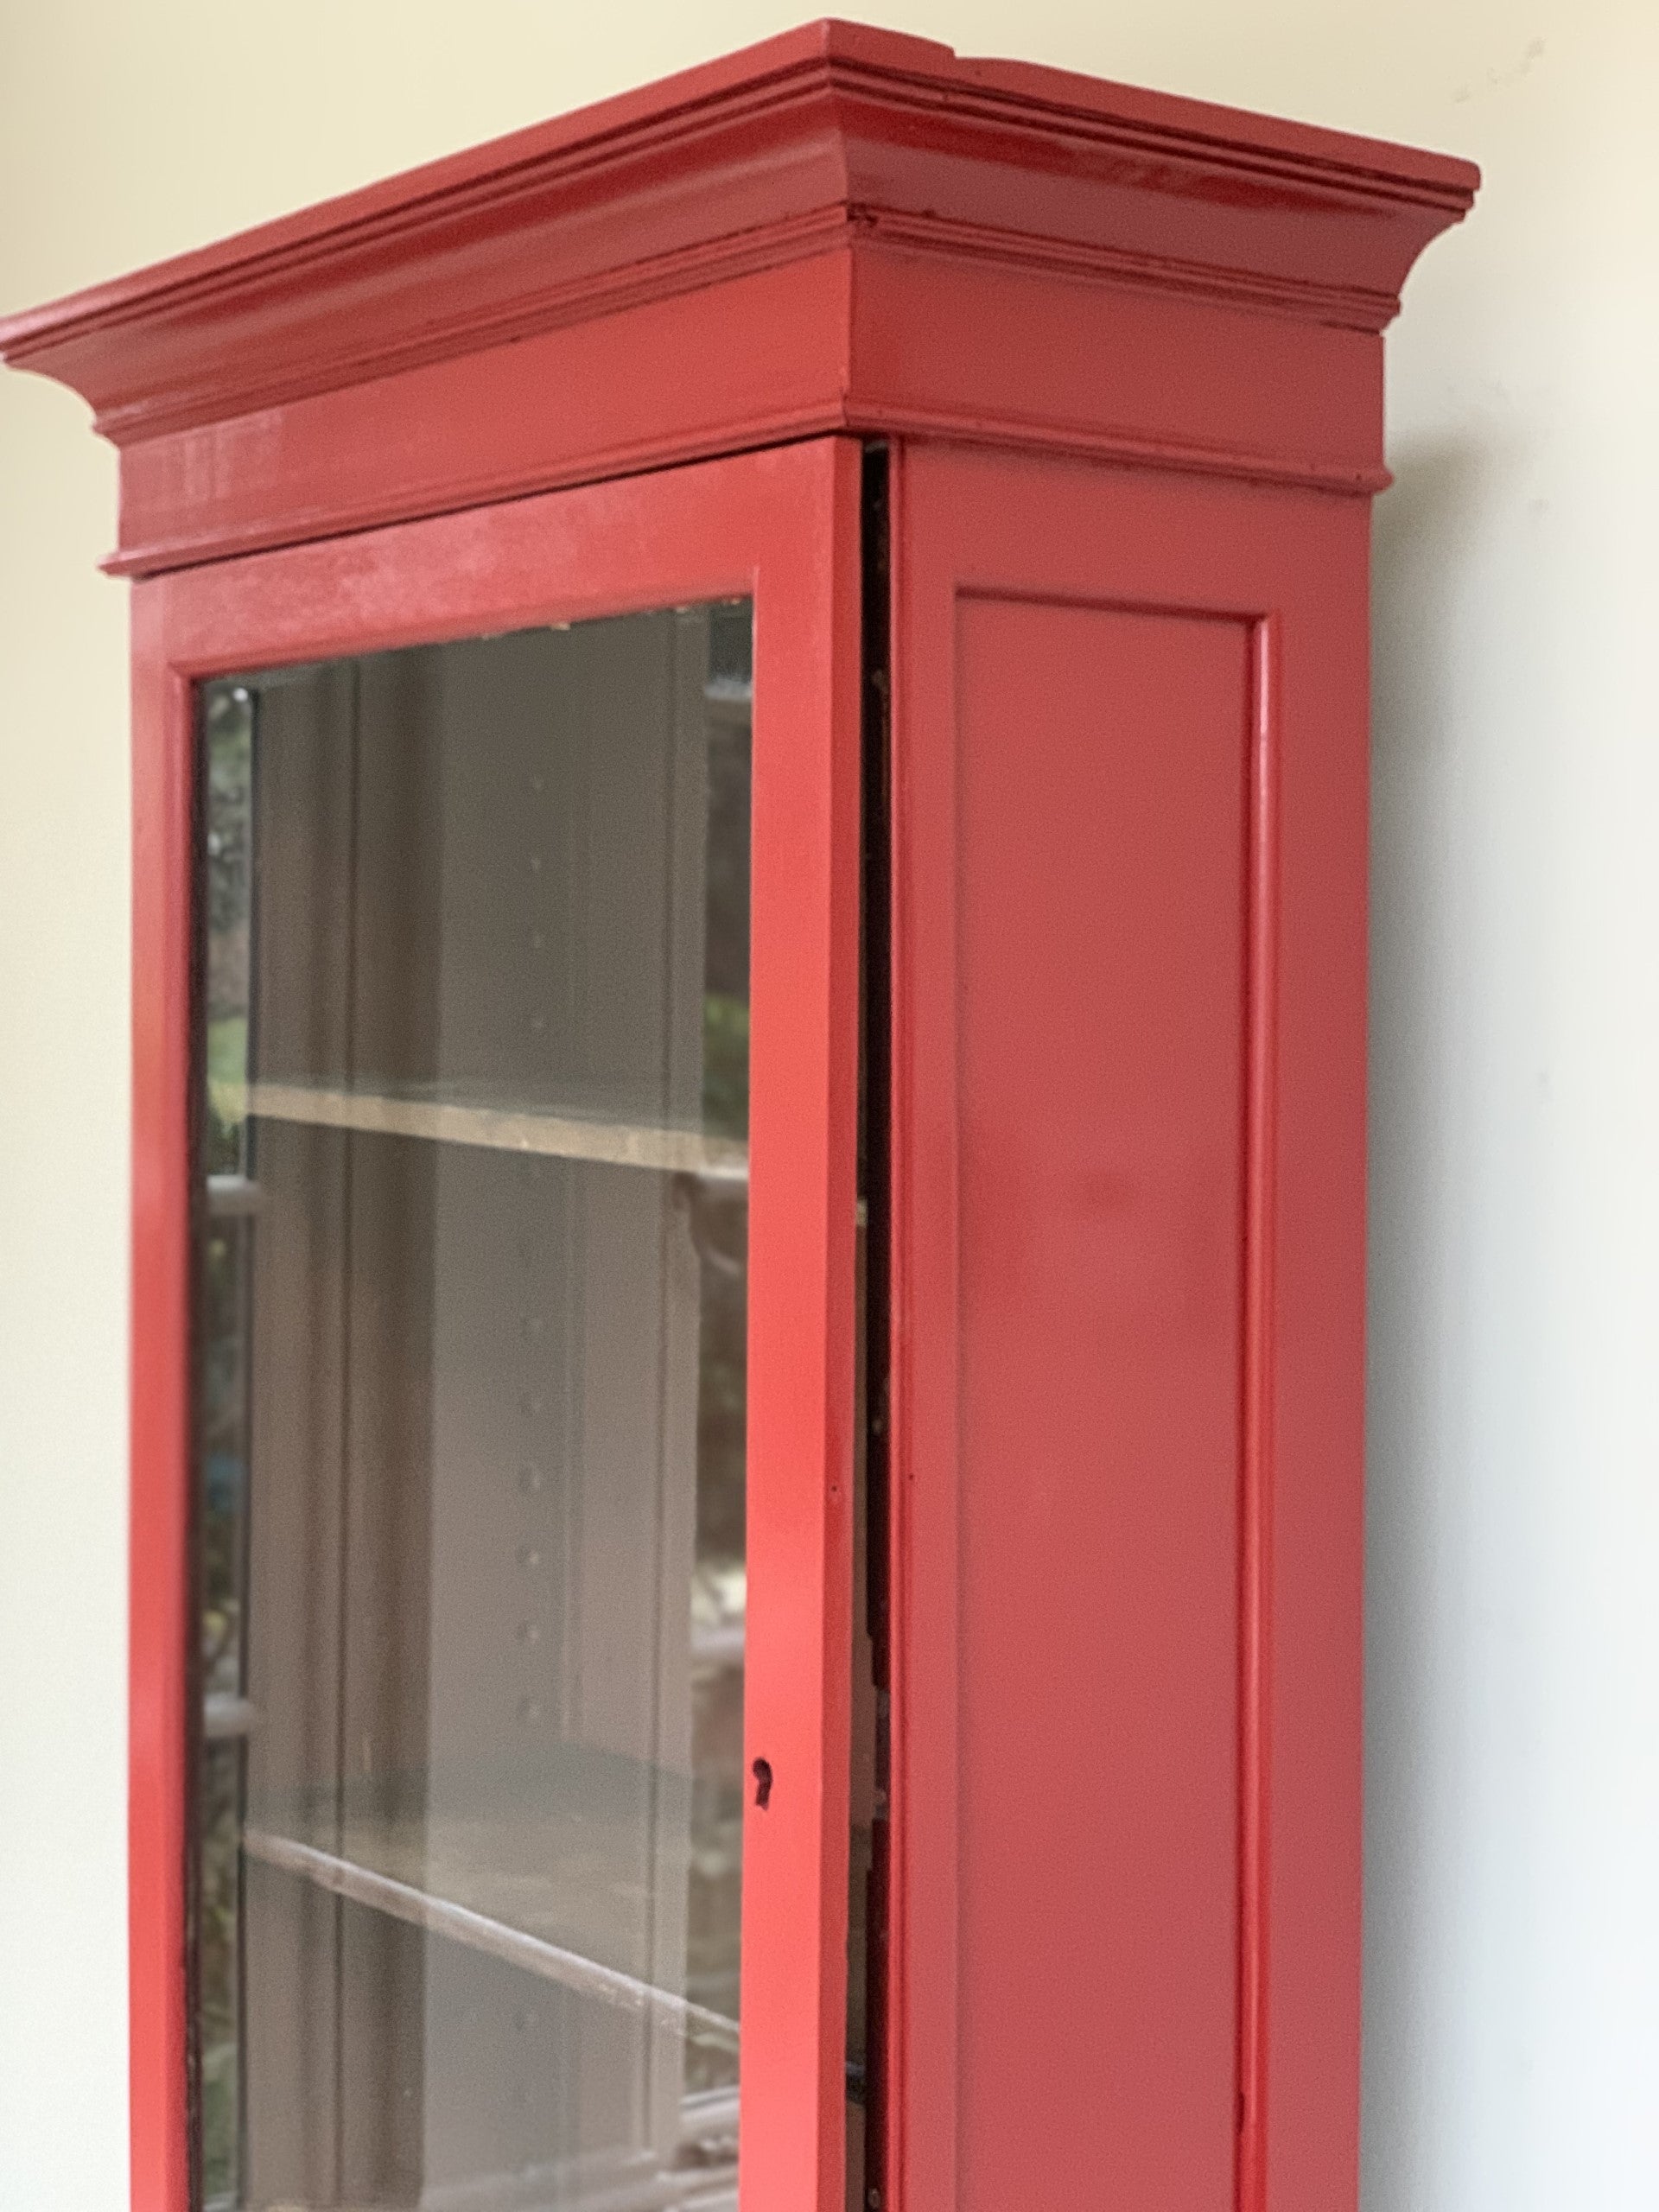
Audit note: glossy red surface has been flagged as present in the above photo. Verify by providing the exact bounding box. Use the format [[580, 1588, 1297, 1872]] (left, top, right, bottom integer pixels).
[[129, 440, 862, 2212], [888, 446, 1371, 2212]]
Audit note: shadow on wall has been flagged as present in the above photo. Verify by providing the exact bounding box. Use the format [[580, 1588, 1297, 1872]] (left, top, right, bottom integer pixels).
[[1362, 429, 1548, 2212]]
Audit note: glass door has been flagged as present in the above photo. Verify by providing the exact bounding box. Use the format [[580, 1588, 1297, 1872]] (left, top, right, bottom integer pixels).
[[197, 604, 751, 2210], [143, 443, 861, 2212]]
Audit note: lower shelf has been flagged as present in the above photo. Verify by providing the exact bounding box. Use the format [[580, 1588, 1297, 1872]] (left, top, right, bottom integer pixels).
[[242, 1825, 740, 2056]]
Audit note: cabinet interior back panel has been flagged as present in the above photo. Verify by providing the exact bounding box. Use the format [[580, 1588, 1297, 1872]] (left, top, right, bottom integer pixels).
[[954, 596, 1249, 2212]]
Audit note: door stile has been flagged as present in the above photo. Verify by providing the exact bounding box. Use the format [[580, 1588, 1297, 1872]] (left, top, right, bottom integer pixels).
[[887, 443, 1370, 2212], [130, 585, 195, 2212], [127, 439, 865, 2212], [740, 435, 863, 2212]]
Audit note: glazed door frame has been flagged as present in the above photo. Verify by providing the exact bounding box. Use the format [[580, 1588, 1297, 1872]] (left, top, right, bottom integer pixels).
[[130, 437, 863, 2212]]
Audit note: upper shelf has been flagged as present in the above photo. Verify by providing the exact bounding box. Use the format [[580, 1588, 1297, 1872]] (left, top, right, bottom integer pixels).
[[243, 1079, 748, 1181]]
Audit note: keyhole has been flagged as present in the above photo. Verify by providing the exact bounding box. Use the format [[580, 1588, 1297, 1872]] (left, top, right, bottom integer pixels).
[[752, 1757, 773, 1810]]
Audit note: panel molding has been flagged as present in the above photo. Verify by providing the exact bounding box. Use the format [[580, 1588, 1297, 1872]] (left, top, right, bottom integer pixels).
[[1238, 612, 1282, 2212]]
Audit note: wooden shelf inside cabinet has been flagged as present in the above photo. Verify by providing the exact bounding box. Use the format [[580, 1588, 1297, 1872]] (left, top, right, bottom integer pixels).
[[240, 1080, 750, 1182], [239, 1823, 739, 2055], [235, 1740, 744, 2048]]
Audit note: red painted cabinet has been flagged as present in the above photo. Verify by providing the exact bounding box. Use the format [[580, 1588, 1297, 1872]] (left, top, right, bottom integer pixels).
[[0, 24, 1475, 2212]]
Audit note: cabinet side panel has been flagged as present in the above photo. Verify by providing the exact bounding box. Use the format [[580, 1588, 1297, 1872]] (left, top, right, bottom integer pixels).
[[138, 442, 863, 2212], [893, 442, 1369, 2212], [1263, 537, 1370, 2212], [951, 598, 1248, 2212]]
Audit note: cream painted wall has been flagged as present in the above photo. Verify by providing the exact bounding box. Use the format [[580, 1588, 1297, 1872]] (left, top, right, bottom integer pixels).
[[2, 3, 1655, 2207]]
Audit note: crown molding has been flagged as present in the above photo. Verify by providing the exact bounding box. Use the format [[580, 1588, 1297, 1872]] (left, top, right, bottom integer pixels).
[[0, 22, 1476, 573], [0, 20, 1476, 441]]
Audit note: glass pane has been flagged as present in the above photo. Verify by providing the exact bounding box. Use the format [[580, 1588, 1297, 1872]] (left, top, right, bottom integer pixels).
[[194, 604, 752, 2211]]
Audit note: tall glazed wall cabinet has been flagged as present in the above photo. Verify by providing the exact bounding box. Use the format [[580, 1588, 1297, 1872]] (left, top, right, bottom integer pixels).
[[0, 23, 1477, 2212]]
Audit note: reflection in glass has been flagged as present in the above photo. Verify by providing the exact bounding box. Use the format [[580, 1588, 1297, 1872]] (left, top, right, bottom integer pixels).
[[194, 605, 752, 2210]]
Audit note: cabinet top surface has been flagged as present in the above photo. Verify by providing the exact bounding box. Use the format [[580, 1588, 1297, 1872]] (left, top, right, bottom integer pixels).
[[0, 16, 1478, 448]]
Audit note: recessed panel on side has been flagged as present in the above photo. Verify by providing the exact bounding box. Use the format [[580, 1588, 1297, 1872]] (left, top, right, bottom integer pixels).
[[955, 598, 1250, 2211]]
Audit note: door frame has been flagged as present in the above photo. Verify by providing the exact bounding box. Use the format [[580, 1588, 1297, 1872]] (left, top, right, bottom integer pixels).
[[129, 436, 864, 2212]]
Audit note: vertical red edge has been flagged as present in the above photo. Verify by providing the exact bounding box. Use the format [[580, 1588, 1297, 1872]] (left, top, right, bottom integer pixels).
[[1237, 613, 1281, 2212], [823, 435, 864, 2212], [721, 436, 865, 2212], [129, 580, 192, 2212]]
